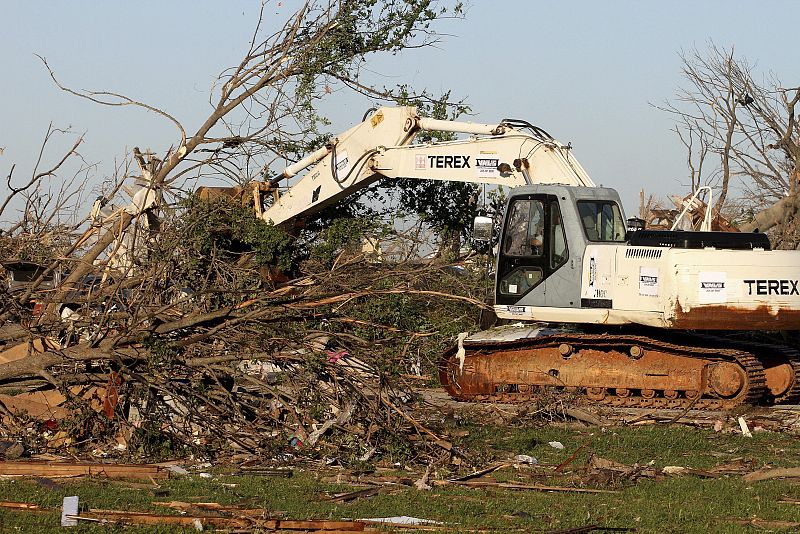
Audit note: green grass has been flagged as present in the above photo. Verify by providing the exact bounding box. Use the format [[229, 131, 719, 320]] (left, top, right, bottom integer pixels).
[[2, 424, 800, 532]]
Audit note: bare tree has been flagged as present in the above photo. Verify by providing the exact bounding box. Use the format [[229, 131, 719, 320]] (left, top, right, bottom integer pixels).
[[0, 1, 479, 460], [661, 44, 799, 239], [27, 0, 462, 313]]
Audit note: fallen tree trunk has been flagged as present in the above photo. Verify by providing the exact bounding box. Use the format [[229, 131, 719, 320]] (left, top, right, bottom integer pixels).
[[0, 342, 144, 382], [739, 193, 799, 233]]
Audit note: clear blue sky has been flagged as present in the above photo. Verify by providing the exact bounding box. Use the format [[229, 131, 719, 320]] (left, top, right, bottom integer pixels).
[[1, 1, 798, 218]]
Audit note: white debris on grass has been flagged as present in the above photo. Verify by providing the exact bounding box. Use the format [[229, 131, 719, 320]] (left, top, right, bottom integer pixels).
[[738, 416, 753, 438], [514, 454, 538, 465], [61, 496, 79, 527]]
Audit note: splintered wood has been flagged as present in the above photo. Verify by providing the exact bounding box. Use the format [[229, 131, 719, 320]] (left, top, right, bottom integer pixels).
[[0, 461, 168, 480], [73, 512, 373, 531]]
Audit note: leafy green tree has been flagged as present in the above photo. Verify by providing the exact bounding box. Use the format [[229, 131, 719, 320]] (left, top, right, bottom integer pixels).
[[36, 0, 464, 305], [390, 89, 478, 260]]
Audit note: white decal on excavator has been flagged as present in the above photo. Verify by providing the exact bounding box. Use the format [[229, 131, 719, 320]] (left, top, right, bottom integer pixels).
[[334, 151, 351, 179], [698, 272, 727, 303], [639, 266, 659, 297], [476, 157, 500, 178]]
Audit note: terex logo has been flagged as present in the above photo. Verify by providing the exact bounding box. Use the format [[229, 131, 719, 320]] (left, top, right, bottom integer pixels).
[[428, 155, 470, 169], [744, 279, 799, 296]]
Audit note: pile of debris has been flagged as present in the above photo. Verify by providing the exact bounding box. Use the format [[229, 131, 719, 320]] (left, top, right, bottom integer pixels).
[[0, 259, 484, 465], [0, 177, 487, 467]]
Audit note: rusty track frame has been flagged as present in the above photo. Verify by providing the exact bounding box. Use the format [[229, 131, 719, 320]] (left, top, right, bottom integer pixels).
[[440, 333, 772, 410]]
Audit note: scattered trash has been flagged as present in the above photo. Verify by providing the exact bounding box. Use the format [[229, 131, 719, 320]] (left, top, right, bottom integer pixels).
[[325, 349, 348, 363], [514, 454, 539, 465], [548, 441, 565, 450], [586, 454, 657, 483], [167, 465, 189, 476], [358, 447, 377, 462], [456, 332, 469, 371]]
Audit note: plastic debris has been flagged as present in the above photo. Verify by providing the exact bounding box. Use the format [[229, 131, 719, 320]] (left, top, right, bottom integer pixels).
[[359, 516, 444, 526], [61, 496, 79, 527], [456, 332, 468, 371], [168, 465, 189, 475], [738, 417, 753, 438], [548, 441, 565, 450], [514, 454, 539, 465]]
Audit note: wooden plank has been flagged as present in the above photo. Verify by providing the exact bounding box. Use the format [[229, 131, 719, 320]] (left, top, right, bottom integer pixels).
[[0, 501, 41, 510], [152, 501, 267, 516], [78, 511, 242, 527], [446, 463, 509, 482], [78, 511, 368, 531], [0, 394, 69, 420], [0, 342, 33, 365], [450, 480, 619, 494], [0, 461, 169, 480], [325, 486, 383, 503], [743, 467, 800, 483]]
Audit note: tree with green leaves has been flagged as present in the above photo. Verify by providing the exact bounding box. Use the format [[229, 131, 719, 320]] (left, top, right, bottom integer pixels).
[[27, 0, 464, 311], [389, 89, 479, 260]]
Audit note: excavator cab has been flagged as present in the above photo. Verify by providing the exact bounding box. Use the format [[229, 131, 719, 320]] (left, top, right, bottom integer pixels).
[[494, 185, 626, 312]]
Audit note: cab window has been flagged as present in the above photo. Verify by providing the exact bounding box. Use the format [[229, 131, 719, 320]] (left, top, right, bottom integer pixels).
[[577, 201, 625, 242], [499, 267, 543, 296], [503, 199, 545, 256], [550, 202, 568, 268]]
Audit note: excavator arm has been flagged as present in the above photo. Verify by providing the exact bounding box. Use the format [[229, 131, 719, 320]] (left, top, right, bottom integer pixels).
[[263, 106, 594, 227]]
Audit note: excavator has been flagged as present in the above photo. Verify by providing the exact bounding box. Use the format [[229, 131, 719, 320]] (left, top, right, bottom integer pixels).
[[249, 106, 800, 410]]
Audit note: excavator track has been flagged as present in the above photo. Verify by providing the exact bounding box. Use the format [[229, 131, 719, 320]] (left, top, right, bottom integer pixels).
[[688, 334, 800, 405], [774, 357, 800, 404], [439, 332, 769, 410]]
